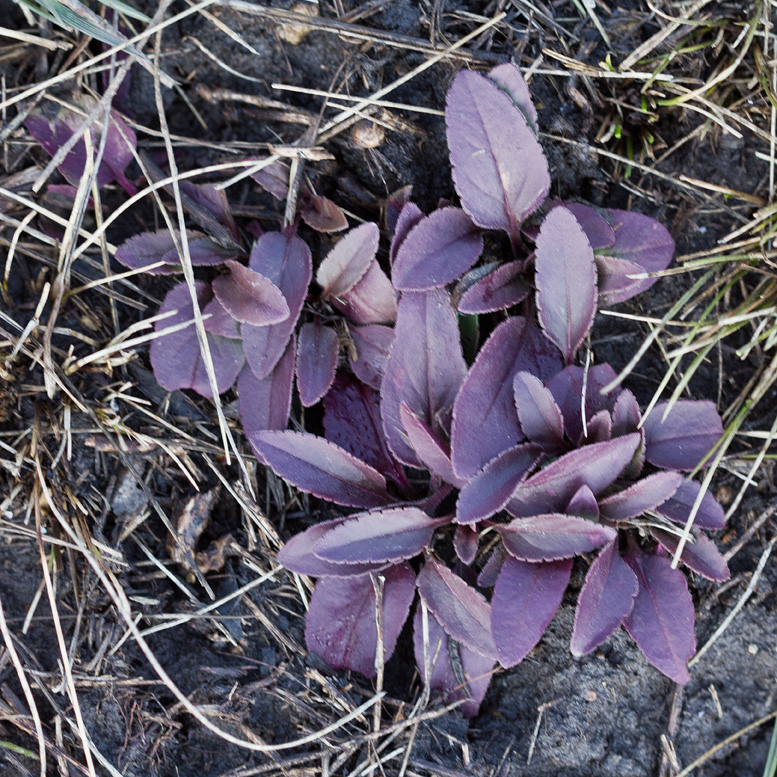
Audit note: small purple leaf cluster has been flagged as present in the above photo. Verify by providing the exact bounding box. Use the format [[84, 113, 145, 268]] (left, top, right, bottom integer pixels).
[[88, 64, 728, 715]]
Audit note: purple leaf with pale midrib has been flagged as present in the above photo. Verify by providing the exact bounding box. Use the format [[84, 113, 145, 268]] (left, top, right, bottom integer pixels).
[[314, 507, 443, 564], [491, 556, 571, 667], [535, 206, 597, 364], [446, 69, 550, 242], [643, 401, 723, 471], [296, 321, 339, 407], [498, 514, 616, 562], [513, 371, 565, 451], [456, 444, 541, 524], [457, 261, 529, 314], [249, 430, 390, 508], [508, 433, 641, 517], [623, 549, 696, 684], [393, 207, 483, 291], [212, 260, 290, 326], [487, 63, 538, 132], [650, 528, 729, 581], [599, 471, 683, 522], [654, 478, 726, 530], [454, 524, 479, 565], [417, 557, 497, 659], [400, 404, 462, 487], [317, 222, 379, 298], [115, 229, 238, 274], [570, 541, 638, 656], [306, 563, 415, 678]]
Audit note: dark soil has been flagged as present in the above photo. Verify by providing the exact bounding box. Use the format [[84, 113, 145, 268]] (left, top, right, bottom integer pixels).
[[1, 1, 776, 776]]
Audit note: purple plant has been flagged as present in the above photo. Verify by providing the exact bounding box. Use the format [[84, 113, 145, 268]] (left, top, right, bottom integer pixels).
[[108, 63, 727, 716]]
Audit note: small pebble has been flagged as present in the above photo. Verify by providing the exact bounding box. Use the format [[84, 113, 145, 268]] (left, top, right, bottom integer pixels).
[[747, 643, 759, 655], [584, 690, 598, 702]]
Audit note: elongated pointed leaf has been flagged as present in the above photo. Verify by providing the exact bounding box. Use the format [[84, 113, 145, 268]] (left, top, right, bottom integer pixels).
[[451, 317, 560, 480], [347, 324, 394, 390], [212, 260, 289, 325], [277, 519, 389, 577], [556, 202, 615, 249], [650, 528, 729, 581], [333, 260, 397, 325], [654, 478, 725, 530], [413, 606, 495, 719], [389, 201, 424, 264], [546, 364, 618, 444], [306, 563, 415, 677], [115, 229, 239, 274], [417, 557, 497, 658], [611, 388, 642, 437], [498, 515, 616, 562], [513, 371, 565, 451], [457, 260, 529, 314], [491, 556, 571, 667], [508, 433, 641, 517], [385, 185, 413, 234], [239, 337, 296, 463], [393, 207, 483, 290], [242, 231, 312, 379], [400, 404, 461, 486], [487, 63, 537, 131], [643, 400, 723, 470], [314, 507, 442, 564], [566, 484, 600, 521], [249, 430, 390, 508], [179, 179, 238, 242], [150, 281, 245, 397], [623, 549, 695, 684], [323, 373, 407, 487], [317, 222, 379, 298], [296, 321, 339, 407], [535, 206, 597, 364], [570, 541, 638, 656], [446, 69, 549, 241], [381, 289, 466, 466], [599, 472, 683, 522], [454, 524, 479, 565], [456, 444, 541, 524], [584, 409, 612, 444]]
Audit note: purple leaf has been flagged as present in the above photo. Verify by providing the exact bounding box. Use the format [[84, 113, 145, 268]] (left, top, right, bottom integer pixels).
[[585, 409, 612, 444], [546, 364, 618, 444], [454, 524, 479, 565], [381, 289, 466, 466], [451, 317, 561, 480], [296, 321, 339, 407], [491, 556, 571, 667], [242, 231, 312, 379], [570, 541, 638, 656], [25, 96, 137, 193], [400, 403, 462, 486], [417, 557, 497, 658], [250, 159, 290, 200], [249, 430, 390, 508], [654, 478, 726, 530], [599, 472, 683, 522], [477, 546, 506, 588], [535, 206, 597, 364], [333, 260, 397, 325], [513, 371, 565, 451], [446, 69, 549, 242], [566, 484, 600, 521], [202, 294, 240, 338], [212, 260, 290, 326], [597, 255, 652, 307], [555, 202, 615, 249], [385, 185, 413, 234], [413, 606, 495, 718], [508, 433, 641, 517], [314, 507, 443, 564], [347, 325, 394, 390], [498, 515, 616, 562], [323, 373, 407, 488], [456, 444, 542, 524], [316, 222, 379, 298], [457, 261, 529, 314], [115, 229, 238, 274], [300, 194, 348, 233], [389, 201, 425, 264], [179, 179, 238, 241], [623, 549, 696, 684], [643, 401, 723, 470], [597, 209, 675, 304], [393, 207, 483, 290], [650, 528, 729, 581], [306, 563, 415, 678], [239, 336, 296, 463], [150, 281, 245, 397], [277, 518, 389, 577], [611, 388, 642, 437], [487, 63, 538, 131]]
